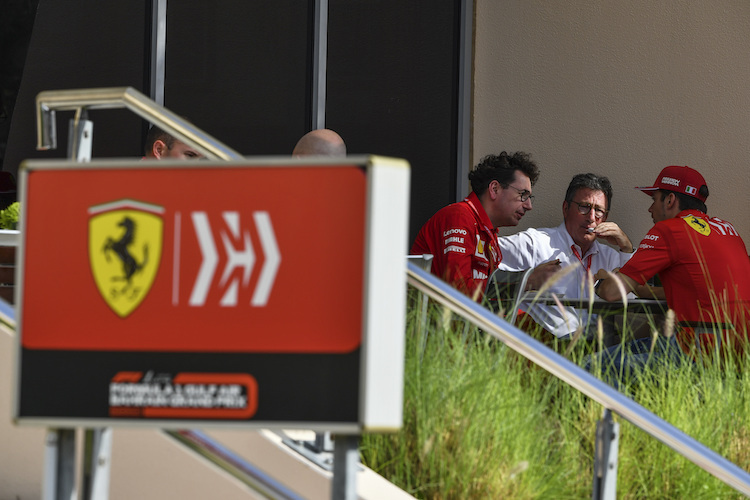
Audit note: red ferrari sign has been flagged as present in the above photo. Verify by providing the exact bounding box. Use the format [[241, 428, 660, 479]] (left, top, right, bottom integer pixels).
[[22, 164, 365, 353], [16, 156, 409, 430]]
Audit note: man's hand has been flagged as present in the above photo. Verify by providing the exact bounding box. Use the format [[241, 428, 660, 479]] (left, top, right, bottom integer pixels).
[[525, 259, 561, 290], [593, 222, 633, 253], [594, 268, 640, 301]]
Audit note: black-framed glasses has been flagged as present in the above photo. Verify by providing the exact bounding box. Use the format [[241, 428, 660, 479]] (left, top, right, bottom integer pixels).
[[569, 200, 608, 219], [502, 184, 534, 203]]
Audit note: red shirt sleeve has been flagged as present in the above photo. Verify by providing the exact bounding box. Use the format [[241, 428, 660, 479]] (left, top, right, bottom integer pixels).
[[411, 207, 483, 298], [619, 226, 671, 285]]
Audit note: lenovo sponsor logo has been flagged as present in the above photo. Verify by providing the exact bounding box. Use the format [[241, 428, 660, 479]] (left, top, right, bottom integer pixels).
[[443, 228, 468, 237]]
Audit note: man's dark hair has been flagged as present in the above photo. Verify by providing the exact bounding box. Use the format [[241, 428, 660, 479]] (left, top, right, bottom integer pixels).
[[468, 151, 539, 196], [565, 173, 613, 210], [657, 187, 708, 213], [144, 125, 176, 155]]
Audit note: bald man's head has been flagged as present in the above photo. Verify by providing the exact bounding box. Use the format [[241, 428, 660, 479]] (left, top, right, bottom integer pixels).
[[292, 129, 347, 157]]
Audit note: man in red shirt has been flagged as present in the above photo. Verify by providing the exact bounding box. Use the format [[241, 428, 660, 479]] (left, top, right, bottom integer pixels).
[[411, 151, 558, 300], [592, 166, 750, 380]]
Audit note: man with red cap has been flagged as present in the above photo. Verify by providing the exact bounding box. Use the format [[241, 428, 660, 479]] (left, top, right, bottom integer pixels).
[[590, 166, 750, 382]]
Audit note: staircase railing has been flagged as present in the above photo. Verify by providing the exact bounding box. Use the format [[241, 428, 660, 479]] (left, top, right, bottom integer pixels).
[[407, 262, 750, 498]]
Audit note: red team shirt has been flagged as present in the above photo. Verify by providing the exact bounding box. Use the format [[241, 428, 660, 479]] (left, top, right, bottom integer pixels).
[[411, 192, 501, 300], [620, 209, 750, 355]]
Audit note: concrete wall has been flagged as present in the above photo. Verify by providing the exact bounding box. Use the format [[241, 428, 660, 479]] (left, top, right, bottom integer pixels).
[[474, 1, 750, 245]]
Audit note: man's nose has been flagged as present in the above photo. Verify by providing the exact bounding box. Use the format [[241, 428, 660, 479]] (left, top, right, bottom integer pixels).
[[523, 198, 533, 210]]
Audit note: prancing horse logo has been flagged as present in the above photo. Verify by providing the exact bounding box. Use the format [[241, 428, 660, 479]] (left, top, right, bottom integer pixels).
[[683, 214, 711, 236], [103, 217, 149, 285], [89, 200, 164, 317]]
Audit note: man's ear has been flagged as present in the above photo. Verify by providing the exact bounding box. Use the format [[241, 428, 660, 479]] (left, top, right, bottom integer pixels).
[[665, 192, 677, 209], [152, 140, 167, 159], [488, 180, 501, 200]]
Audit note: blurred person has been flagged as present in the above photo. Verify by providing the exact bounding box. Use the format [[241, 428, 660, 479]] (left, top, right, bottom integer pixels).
[[292, 128, 346, 157], [143, 125, 204, 160]]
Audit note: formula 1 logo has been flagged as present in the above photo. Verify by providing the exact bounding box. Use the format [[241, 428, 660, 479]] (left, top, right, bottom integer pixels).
[[683, 215, 711, 236], [89, 200, 164, 318]]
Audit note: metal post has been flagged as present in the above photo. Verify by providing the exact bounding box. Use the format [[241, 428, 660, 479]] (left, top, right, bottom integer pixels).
[[67, 109, 93, 162], [82, 428, 113, 500], [149, 0, 168, 106], [311, 0, 329, 130], [592, 409, 619, 500], [313, 431, 334, 453], [43, 429, 77, 500], [331, 434, 358, 500]]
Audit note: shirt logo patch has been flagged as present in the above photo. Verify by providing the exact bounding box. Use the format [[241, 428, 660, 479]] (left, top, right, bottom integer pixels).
[[444, 245, 466, 254], [474, 235, 488, 261], [683, 215, 711, 236]]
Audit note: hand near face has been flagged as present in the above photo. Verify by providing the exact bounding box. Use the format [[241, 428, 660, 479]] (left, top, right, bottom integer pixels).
[[592, 222, 633, 253]]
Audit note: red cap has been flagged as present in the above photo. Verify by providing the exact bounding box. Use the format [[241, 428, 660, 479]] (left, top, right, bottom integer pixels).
[[635, 166, 708, 202]]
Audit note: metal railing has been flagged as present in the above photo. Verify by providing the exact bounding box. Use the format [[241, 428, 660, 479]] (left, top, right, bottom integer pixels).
[[165, 430, 305, 500], [406, 262, 750, 497], [35, 87, 242, 160]]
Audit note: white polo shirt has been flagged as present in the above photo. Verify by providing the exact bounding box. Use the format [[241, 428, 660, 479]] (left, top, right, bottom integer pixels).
[[497, 223, 633, 337]]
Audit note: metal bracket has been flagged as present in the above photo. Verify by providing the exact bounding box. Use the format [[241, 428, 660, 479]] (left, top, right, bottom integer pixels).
[[68, 109, 93, 162], [592, 408, 620, 500], [282, 437, 335, 471]]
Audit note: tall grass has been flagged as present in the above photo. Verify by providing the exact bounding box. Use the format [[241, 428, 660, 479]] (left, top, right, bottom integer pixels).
[[360, 292, 750, 499]]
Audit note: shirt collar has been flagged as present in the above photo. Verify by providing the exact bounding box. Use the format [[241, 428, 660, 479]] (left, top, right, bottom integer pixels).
[[465, 191, 495, 233], [558, 222, 600, 259]]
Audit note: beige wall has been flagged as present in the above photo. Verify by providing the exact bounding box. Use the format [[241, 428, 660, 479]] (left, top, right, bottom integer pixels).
[[474, 1, 750, 246]]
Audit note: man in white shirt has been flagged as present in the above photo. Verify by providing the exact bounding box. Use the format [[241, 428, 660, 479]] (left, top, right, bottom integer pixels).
[[497, 173, 635, 341]]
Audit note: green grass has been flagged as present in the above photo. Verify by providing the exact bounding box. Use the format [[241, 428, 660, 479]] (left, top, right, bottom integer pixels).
[[360, 292, 750, 499]]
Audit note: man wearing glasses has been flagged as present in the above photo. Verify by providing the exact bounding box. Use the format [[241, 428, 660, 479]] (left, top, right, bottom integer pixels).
[[496, 173, 635, 343], [411, 151, 554, 300]]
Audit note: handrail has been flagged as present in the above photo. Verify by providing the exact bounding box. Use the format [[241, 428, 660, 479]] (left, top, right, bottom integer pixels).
[[165, 430, 305, 500], [35, 87, 242, 160], [406, 262, 750, 497]]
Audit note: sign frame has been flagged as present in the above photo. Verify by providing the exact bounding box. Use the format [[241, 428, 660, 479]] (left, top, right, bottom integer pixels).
[[13, 155, 409, 432]]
